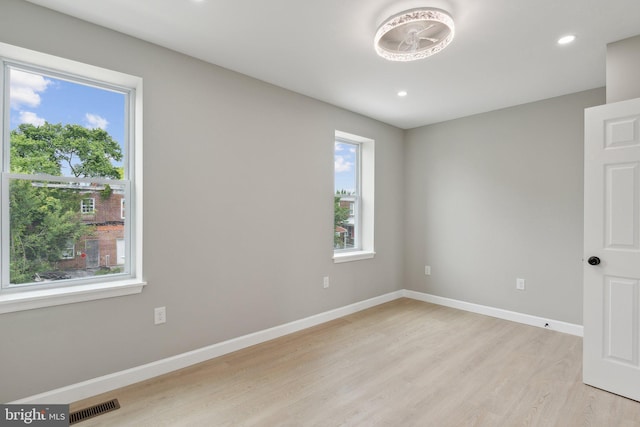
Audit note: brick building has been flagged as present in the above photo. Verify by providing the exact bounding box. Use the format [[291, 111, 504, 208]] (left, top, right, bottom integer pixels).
[[57, 186, 125, 271], [335, 196, 355, 248]]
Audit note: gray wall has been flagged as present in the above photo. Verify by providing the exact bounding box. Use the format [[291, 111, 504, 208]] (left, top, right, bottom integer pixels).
[[403, 88, 605, 325], [0, 0, 404, 402], [607, 35, 640, 103], [0, 0, 624, 405]]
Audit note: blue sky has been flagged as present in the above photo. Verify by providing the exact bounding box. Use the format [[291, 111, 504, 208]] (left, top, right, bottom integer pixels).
[[9, 68, 126, 169], [335, 141, 357, 193]]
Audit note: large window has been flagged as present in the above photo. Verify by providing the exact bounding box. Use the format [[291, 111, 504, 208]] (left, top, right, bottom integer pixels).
[[0, 42, 144, 313], [333, 131, 375, 262]]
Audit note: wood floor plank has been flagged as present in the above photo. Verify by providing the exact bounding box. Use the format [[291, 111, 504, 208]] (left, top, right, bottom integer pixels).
[[70, 299, 640, 426]]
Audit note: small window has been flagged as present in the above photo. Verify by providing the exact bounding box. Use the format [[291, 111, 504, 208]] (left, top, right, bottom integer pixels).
[[333, 131, 375, 262], [120, 198, 125, 219], [60, 241, 75, 260], [81, 198, 96, 214], [334, 140, 360, 251]]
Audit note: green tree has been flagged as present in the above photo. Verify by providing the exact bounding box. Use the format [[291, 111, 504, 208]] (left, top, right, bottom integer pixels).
[[11, 123, 122, 178], [9, 122, 123, 284], [334, 196, 350, 249], [9, 181, 88, 283]]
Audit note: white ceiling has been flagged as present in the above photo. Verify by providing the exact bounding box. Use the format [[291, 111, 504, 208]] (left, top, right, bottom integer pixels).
[[24, 0, 640, 129]]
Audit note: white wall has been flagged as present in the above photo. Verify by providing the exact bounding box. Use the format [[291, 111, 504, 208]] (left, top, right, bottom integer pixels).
[[0, 0, 404, 402], [403, 89, 605, 325]]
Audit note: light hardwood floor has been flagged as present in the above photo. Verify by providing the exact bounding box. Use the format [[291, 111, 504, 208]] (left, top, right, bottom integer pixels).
[[71, 298, 640, 426]]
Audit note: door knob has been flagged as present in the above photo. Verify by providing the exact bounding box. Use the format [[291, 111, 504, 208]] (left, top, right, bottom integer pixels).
[[587, 256, 601, 266]]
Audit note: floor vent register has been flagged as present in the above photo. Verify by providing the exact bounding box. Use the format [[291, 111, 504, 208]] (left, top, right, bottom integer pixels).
[[69, 398, 120, 424]]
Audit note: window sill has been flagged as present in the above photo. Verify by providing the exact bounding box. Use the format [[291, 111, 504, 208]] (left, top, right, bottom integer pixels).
[[0, 279, 146, 314], [333, 250, 376, 263]]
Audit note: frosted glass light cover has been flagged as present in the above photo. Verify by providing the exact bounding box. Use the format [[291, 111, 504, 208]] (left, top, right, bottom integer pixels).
[[375, 8, 455, 62]]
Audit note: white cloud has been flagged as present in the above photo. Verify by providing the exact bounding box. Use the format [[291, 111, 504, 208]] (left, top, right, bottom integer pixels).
[[9, 69, 51, 110], [85, 113, 109, 130], [335, 142, 344, 152], [334, 155, 353, 173], [18, 111, 46, 126]]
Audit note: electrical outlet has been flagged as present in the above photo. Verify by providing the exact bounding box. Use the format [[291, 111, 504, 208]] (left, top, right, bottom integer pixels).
[[323, 276, 330, 289], [154, 306, 166, 324], [516, 278, 525, 291], [425, 266, 431, 275]]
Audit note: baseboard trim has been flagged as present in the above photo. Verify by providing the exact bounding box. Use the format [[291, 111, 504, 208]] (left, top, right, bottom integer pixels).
[[13, 290, 404, 404], [403, 290, 583, 337], [14, 289, 583, 404]]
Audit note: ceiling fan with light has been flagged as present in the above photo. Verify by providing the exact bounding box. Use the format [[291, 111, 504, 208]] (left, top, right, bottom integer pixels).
[[374, 8, 455, 62]]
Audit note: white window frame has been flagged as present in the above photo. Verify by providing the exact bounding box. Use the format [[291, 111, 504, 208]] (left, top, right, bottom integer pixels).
[[0, 42, 145, 314], [333, 130, 375, 263], [334, 141, 361, 251], [60, 241, 75, 260], [81, 198, 96, 214]]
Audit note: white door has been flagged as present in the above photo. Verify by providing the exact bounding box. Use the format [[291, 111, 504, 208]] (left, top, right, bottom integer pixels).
[[584, 97, 640, 401], [85, 240, 100, 268], [116, 238, 125, 265]]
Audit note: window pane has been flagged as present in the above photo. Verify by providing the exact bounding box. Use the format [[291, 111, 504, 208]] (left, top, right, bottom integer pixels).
[[8, 67, 126, 179], [4, 63, 131, 289], [81, 198, 95, 214], [334, 141, 357, 194], [334, 195, 358, 250], [9, 178, 127, 285], [334, 141, 359, 250]]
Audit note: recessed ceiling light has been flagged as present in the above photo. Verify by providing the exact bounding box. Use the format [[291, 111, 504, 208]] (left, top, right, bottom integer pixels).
[[397, 90, 408, 97], [375, 8, 455, 62], [557, 35, 576, 45]]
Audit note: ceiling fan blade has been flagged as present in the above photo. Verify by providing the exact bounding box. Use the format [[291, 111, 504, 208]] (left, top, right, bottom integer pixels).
[[416, 24, 436, 36], [397, 40, 415, 52]]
